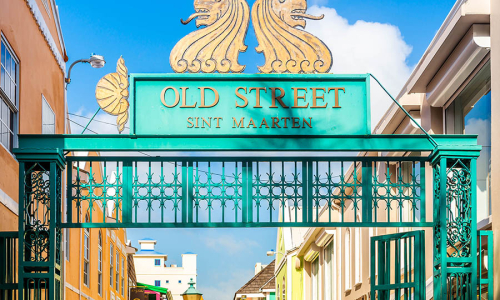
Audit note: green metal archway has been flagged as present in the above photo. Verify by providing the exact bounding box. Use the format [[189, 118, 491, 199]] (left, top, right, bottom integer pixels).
[[12, 132, 489, 299]]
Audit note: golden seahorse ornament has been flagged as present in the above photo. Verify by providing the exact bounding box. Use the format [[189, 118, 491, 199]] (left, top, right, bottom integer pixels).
[[252, 0, 333, 73], [170, 0, 250, 73], [95, 57, 129, 133]]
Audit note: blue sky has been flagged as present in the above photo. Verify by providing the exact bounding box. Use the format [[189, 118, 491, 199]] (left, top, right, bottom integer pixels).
[[58, 0, 456, 298]]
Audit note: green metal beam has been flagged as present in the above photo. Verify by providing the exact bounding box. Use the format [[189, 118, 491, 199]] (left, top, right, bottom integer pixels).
[[60, 222, 435, 229], [16, 134, 481, 152]]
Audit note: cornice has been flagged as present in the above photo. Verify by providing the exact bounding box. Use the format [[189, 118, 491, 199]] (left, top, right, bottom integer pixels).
[[24, 0, 66, 74]]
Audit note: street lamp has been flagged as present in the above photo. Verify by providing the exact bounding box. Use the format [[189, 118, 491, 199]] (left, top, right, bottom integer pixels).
[[65, 54, 106, 84], [181, 278, 203, 300], [267, 249, 285, 257]]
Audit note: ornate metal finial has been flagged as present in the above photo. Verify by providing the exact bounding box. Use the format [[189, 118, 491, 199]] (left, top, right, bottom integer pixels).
[[252, 0, 332, 73], [170, 0, 250, 73], [95, 57, 129, 133]]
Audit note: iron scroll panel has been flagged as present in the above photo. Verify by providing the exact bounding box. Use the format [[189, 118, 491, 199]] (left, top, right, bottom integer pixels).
[[64, 156, 429, 229]]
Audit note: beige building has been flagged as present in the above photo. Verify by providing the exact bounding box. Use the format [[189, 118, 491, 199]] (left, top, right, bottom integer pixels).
[[280, 0, 499, 299]]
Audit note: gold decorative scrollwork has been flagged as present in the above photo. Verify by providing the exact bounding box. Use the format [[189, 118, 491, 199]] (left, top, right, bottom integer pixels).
[[95, 57, 129, 133], [252, 0, 332, 74], [170, 0, 250, 73]]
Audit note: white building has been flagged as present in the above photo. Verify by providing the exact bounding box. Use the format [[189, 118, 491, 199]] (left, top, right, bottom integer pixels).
[[133, 238, 197, 300]]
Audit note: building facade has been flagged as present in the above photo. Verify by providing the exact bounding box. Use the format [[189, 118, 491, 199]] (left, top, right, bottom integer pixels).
[[234, 261, 276, 300], [276, 0, 498, 299], [133, 239, 197, 300], [0, 0, 67, 232], [0, 2, 137, 299], [64, 153, 134, 300]]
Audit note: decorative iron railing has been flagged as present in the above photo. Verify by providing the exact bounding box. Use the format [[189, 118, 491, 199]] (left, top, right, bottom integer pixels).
[[0, 231, 18, 300], [478, 231, 493, 299], [65, 156, 428, 228]]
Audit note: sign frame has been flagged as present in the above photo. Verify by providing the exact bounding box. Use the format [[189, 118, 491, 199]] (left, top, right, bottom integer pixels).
[[129, 73, 371, 136]]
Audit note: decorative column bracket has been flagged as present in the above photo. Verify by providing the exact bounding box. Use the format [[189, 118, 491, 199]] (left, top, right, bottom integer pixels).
[[430, 146, 481, 300], [14, 148, 65, 300]]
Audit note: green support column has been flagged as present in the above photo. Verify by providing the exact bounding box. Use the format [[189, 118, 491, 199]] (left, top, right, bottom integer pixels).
[[15, 149, 65, 300], [431, 148, 480, 300]]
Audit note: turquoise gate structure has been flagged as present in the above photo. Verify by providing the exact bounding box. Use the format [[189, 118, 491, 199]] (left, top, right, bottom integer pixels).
[[9, 73, 494, 299]]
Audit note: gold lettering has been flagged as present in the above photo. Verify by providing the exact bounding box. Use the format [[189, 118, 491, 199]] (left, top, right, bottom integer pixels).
[[292, 88, 309, 108], [270, 88, 288, 108], [247, 118, 257, 128], [187, 117, 194, 128], [328, 87, 345, 108], [259, 118, 270, 129], [180, 87, 195, 108], [281, 117, 290, 128], [199, 87, 219, 108], [271, 117, 281, 128], [214, 117, 223, 128], [292, 117, 300, 128], [311, 88, 327, 108], [195, 117, 200, 128], [249, 87, 266, 108], [233, 117, 245, 128], [201, 117, 212, 128], [160, 87, 180, 108], [303, 117, 313, 128], [235, 87, 248, 108]]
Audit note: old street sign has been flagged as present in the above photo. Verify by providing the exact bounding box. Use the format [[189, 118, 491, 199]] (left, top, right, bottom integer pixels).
[[129, 74, 370, 135]]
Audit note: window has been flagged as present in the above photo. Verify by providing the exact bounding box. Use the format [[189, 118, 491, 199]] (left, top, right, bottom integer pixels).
[[282, 277, 286, 300], [0, 37, 18, 151], [445, 62, 491, 222], [324, 241, 335, 300], [110, 244, 114, 288], [83, 214, 90, 287], [116, 251, 119, 291], [311, 258, 319, 300], [166, 280, 169, 284], [98, 231, 103, 295], [345, 229, 351, 290], [155, 259, 161, 266], [121, 257, 125, 296], [355, 216, 361, 284], [41, 96, 55, 134], [65, 228, 70, 261], [155, 280, 161, 287], [178, 280, 182, 284]]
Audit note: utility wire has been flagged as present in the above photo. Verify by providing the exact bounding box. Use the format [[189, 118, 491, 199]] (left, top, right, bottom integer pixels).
[[69, 112, 130, 129]]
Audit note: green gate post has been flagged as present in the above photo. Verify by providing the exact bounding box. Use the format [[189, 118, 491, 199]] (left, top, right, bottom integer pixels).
[[15, 149, 65, 300], [431, 148, 480, 300]]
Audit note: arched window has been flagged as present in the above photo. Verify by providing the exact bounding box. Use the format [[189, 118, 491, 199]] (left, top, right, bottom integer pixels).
[[355, 216, 361, 284], [345, 228, 351, 290], [83, 214, 90, 287], [97, 231, 103, 295]]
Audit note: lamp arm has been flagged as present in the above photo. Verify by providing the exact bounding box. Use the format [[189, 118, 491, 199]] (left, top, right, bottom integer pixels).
[[65, 59, 90, 84]]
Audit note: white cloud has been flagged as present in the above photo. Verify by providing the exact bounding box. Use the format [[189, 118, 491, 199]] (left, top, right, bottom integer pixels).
[[307, 6, 413, 129]]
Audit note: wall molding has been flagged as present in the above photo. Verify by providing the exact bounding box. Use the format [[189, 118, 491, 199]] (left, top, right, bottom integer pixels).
[[24, 0, 66, 73], [0, 187, 18, 215]]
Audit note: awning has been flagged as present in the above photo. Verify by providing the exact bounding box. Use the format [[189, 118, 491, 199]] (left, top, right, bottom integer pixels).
[[136, 282, 170, 294]]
